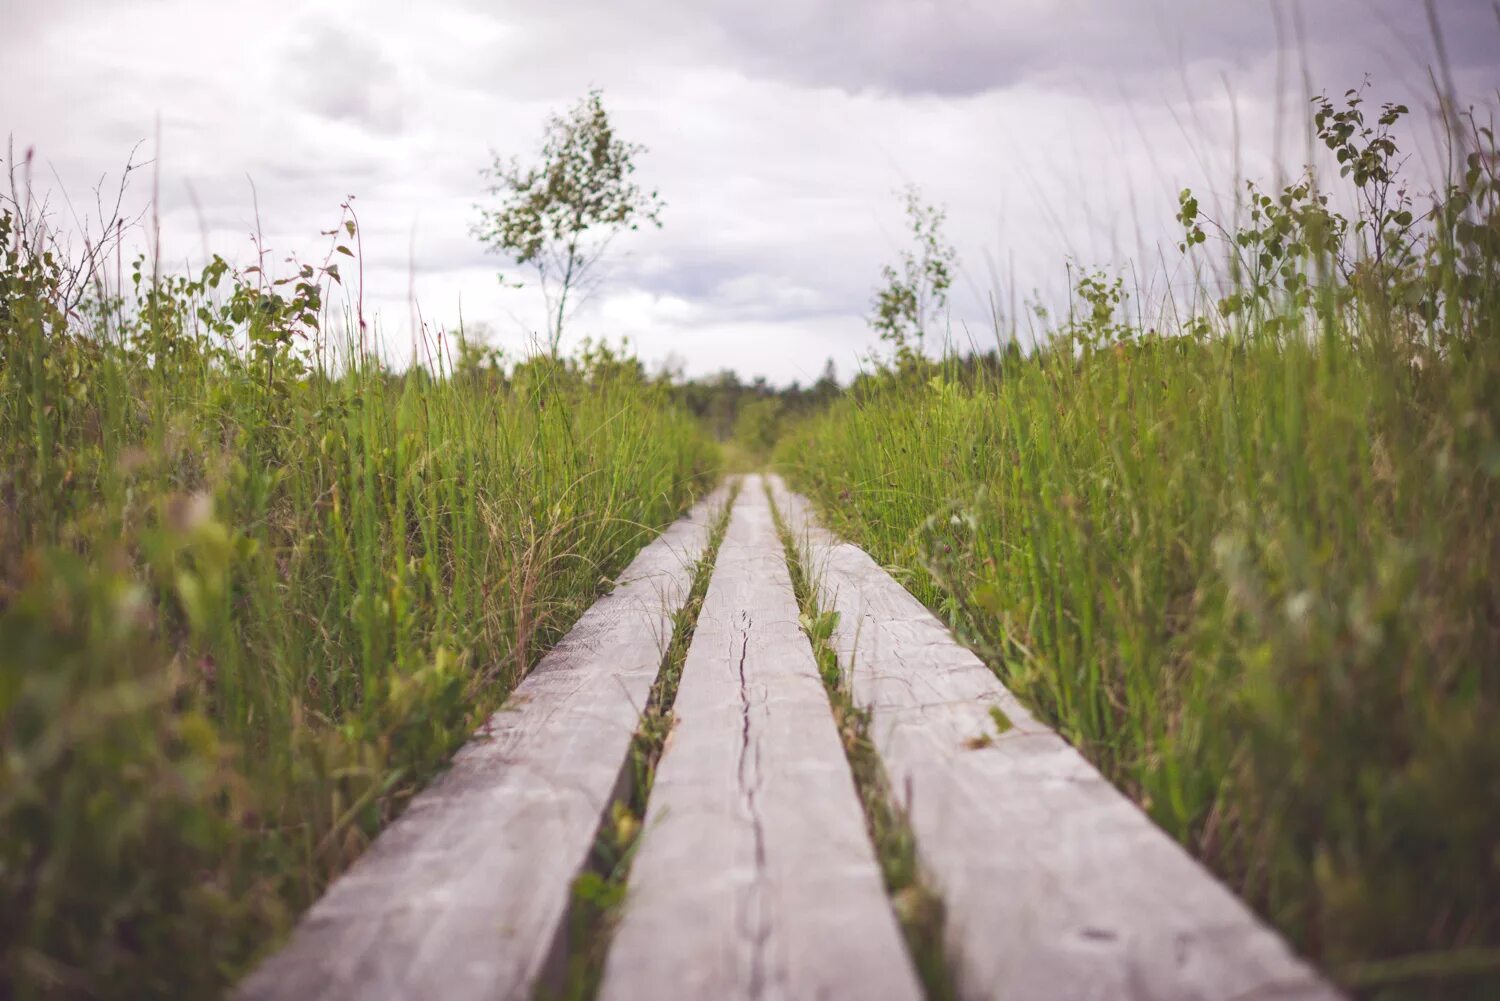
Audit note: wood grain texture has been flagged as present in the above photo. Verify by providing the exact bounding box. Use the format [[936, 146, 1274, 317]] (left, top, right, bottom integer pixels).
[[768, 475, 1343, 1001], [598, 476, 923, 1001], [236, 485, 732, 1001]]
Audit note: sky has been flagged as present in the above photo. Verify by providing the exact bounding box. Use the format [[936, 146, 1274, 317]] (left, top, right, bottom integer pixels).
[[2, 0, 1497, 384]]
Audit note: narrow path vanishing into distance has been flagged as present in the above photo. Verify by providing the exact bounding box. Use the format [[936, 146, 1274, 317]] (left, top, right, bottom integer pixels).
[[237, 474, 1342, 1001]]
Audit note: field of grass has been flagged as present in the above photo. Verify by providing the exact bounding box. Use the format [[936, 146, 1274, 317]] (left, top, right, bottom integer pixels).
[[6, 85, 1497, 1001], [777, 113, 1500, 998], [0, 203, 718, 998]]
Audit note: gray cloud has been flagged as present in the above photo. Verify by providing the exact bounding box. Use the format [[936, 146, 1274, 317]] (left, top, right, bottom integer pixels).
[[707, 0, 1500, 97], [3, 0, 1496, 384], [283, 22, 405, 133], [459, 0, 1498, 99]]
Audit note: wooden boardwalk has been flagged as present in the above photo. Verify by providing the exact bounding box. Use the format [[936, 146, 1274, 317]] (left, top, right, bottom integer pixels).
[[238, 486, 729, 1001], [768, 475, 1339, 1001], [240, 474, 1343, 1001]]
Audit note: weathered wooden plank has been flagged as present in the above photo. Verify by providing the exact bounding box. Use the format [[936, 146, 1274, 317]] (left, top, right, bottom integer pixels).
[[236, 484, 732, 1001], [768, 476, 1342, 1001], [598, 475, 923, 1001]]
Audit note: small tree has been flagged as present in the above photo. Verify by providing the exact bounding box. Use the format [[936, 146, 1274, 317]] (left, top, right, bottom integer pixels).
[[474, 89, 663, 355], [869, 185, 957, 367]]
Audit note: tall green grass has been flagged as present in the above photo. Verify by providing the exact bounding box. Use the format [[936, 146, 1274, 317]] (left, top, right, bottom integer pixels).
[[0, 194, 717, 998], [778, 100, 1499, 999]]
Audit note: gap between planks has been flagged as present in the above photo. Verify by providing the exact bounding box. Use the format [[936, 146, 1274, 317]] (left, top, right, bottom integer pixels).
[[236, 484, 731, 1001], [767, 474, 1344, 1001]]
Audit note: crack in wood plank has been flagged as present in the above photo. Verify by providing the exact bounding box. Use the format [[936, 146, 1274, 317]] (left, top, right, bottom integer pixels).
[[732, 615, 774, 999], [597, 476, 923, 1001]]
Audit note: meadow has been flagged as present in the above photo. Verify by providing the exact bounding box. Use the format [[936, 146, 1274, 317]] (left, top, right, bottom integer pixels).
[[4, 85, 1498, 1001], [0, 197, 717, 997], [777, 102, 1500, 999]]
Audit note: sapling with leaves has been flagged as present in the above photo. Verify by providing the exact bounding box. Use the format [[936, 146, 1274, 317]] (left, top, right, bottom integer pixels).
[[869, 185, 957, 369], [1313, 86, 1417, 278], [1173, 87, 1457, 339], [474, 89, 664, 355]]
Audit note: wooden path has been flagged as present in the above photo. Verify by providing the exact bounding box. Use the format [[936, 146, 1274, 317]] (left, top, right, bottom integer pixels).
[[598, 481, 921, 1001], [768, 476, 1340, 1001], [238, 485, 729, 1001], [240, 474, 1342, 1001]]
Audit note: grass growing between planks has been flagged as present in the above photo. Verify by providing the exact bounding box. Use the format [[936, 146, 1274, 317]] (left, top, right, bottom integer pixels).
[[777, 100, 1500, 1000], [766, 482, 957, 1001], [543, 482, 737, 1001], [0, 195, 719, 999]]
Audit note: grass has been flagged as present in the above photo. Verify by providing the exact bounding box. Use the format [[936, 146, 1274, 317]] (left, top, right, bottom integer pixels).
[[766, 481, 957, 1001], [5, 87, 1497, 1001], [776, 103, 1500, 999], [0, 194, 719, 998]]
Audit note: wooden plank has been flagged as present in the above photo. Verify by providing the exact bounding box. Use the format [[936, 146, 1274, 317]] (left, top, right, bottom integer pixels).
[[598, 475, 923, 1001], [236, 484, 732, 1001], [768, 476, 1343, 1001]]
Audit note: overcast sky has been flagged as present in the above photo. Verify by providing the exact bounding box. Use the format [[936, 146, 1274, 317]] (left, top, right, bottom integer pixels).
[[3, 0, 1497, 384]]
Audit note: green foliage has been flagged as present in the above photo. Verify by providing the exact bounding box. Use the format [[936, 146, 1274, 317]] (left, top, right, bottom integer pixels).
[[1313, 86, 1417, 275], [1176, 89, 1488, 344], [0, 193, 716, 998], [474, 89, 664, 354], [780, 93, 1500, 999], [869, 185, 957, 368], [671, 359, 841, 446], [732, 396, 784, 458], [1064, 268, 1133, 349]]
